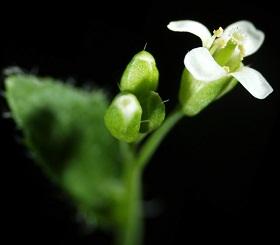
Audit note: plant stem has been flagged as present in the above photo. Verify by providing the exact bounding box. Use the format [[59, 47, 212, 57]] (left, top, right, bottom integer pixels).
[[116, 163, 142, 245], [116, 109, 183, 245], [136, 109, 184, 168]]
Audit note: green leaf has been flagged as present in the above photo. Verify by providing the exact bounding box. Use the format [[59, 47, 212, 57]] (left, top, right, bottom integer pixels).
[[5, 74, 124, 228]]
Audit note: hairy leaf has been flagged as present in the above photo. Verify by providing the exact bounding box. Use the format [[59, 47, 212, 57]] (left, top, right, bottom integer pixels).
[[5, 74, 123, 228]]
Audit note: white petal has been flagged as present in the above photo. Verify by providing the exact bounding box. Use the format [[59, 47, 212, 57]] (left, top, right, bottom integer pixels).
[[223, 20, 264, 56], [184, 47, 227, 82], [231, 67, 273, 99], [167, 20, 211, 47]]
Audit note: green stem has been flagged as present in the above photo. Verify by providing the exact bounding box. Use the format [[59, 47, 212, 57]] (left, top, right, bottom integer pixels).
[[116, 109, 184, 245], [136, 109, 184, 168], [116, 161, 142, 245]]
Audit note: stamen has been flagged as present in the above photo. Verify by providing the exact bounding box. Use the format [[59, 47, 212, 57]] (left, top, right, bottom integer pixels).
[[206, 27, 224, 49], [213, 27, 224, 38], [238, 44, 245, 59], [232, 32, 244, 44]]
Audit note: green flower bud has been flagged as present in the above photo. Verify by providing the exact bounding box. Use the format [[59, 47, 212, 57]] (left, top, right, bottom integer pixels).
[[139, 91, 165, 133], [179, 69, 237, 116], [104, 93, 142, 142], [120, 51, 159, 95]]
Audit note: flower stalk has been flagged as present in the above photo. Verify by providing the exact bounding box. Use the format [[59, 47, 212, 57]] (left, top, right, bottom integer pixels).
[[115, 109, 183, 245]]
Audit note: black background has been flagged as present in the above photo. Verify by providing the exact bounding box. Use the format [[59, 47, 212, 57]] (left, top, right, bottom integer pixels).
[[1, 1, 279, 244]]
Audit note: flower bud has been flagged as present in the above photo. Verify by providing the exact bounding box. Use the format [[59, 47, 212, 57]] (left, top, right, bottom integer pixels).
[[104, 93, 142, 142], [139, 91, 165, 133], [120, 51, 159, 95]]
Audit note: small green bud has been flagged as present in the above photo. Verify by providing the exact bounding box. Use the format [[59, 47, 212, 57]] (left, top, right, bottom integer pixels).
[[179, 69, 237, 116], [104, 93, 142, 142], [139, 91, 165, 133], [120, 51, 159, 95]]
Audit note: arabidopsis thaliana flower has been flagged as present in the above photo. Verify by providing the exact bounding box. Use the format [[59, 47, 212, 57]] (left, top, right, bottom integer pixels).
[[168, 20, 273, 99]]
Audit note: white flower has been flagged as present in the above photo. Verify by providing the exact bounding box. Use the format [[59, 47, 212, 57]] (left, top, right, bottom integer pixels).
[[167, 20, 273, 99]]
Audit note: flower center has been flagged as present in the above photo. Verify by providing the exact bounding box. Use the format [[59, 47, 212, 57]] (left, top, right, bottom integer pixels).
[[208, 27, 245, 72]]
